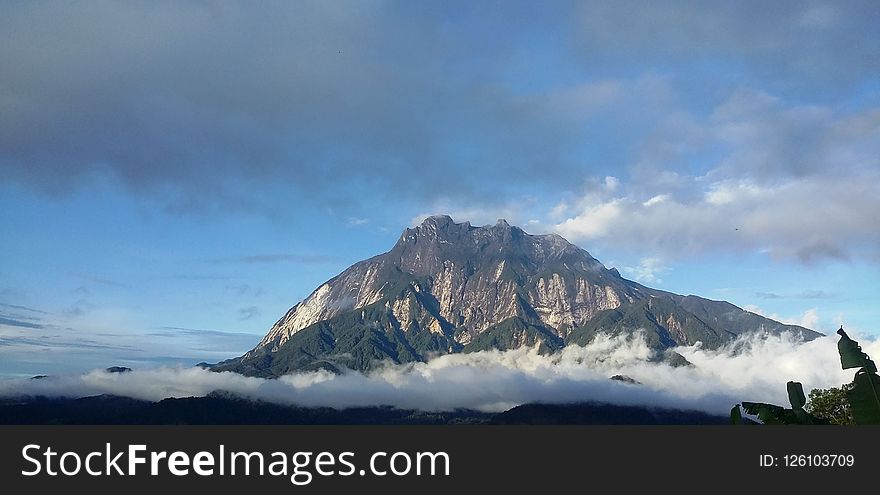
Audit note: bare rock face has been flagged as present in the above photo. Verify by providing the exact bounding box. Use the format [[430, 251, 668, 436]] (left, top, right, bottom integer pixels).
[[253, 216, 641, 353], [220, 216, 820, 377]]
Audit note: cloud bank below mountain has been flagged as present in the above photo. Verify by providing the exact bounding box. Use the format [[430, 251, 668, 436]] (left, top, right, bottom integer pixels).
[[2, 331, 876, 415]]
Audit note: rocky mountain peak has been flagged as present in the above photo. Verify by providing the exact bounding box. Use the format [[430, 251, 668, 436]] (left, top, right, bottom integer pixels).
[[216, 216, 821, 377], [398, 215, 470, 244], [390, 215, 606, 277], [420, 214, 456, 230]]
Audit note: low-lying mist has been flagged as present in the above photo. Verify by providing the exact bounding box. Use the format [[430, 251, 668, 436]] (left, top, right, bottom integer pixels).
[[2, 331, 877, 415]]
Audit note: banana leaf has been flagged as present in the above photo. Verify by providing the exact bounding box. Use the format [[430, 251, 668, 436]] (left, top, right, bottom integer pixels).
[[787, 381, 813, 424], [787, 381, 806, 409], [847, 370, 880, 425], [741, 402, 797, 424], [837, 327, 877, 372], [730, 404, 743, 425]]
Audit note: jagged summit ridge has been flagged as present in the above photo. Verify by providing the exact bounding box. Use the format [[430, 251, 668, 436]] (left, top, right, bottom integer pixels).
[[252, 216, 626, 353], [217, 216, 820, 377], [391, 215, 603, 275]]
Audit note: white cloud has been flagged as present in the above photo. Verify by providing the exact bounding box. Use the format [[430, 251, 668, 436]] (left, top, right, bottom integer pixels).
[[2, 331, 876, 415], [548, 88, 880, 264], [409, 201, 535, 230], [603, 176, 620, 191], [621, 257, 669, 285], [549, 201, 570, 220], [345, 217, 369, 227], [703, 180, 764, 206], [642, 194, 669, 207], [553, 173, 880, 263], [794, 308, 820, 329], [744, 305, 820, 330], [554, 199, 622, 240]]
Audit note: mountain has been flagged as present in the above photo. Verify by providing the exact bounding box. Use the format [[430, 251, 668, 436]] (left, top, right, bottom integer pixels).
[[214, 215, 820, 377]]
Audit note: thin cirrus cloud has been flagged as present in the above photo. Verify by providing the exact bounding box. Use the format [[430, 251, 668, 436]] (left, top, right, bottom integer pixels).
[[0, 322, 260, 376], [205, 254, 344, 265], [238, 306, 261, 321], [0, 316, 44, 330], [0, 304, 50, 330], [755, 291, 837, 300], [0, 303, 51, 315]]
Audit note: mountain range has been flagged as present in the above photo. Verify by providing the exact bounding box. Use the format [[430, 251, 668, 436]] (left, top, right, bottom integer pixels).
[[214, 215, 819, 377]]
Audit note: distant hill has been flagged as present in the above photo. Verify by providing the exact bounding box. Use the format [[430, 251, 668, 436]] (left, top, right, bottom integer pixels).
[[0, 394, 725, 425]]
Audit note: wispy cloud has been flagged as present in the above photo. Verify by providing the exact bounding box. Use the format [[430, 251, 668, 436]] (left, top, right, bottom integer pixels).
[[0, 302, 51, 315], [224, 284, 263, 297], [755, 292, 784, 300], [71, 273, 128, 288], [206, 254, 342, 264], [345, 217, 369, 227], [744, 305, 821, 330], [0, 316, 44, 329], [151, 326, 258, 339], [551, 92, 880, 264], [238, 306, 261, 321], [169, 274, 239, 281], [0, 334, 136, 352], [0, 322, 260, 376], [621, 257, 669, 285], [756, 290, 837, 300]]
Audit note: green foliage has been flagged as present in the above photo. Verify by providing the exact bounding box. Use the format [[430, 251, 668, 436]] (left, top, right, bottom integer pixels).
[[732, 326, 880, 425], [837, 327, 877, 372], [788, 381, 813, 424], [739, 402, 799, 424], [462, 317, 563, 354], [787, 381, 806, 409], [836, 327, 880, 425], [847, 371, 880, 424], [733, 381, 827, 425], [729, 404, 742, 425], [213, 293, 461, 377], [566, 297, 731, 349], [806, 384, 855, 425]]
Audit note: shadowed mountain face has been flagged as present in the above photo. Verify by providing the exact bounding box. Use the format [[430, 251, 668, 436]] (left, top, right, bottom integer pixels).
[[214, 216, 820, 377]]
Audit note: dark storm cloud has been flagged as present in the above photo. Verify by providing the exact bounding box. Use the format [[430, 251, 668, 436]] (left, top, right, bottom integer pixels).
[[1, 1, 877, 220], [574, 1, 880, 87], [0, 1, 599, 212]]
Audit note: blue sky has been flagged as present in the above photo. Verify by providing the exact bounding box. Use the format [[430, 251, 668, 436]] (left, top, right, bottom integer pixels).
[[1, 1, 879, 375]]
